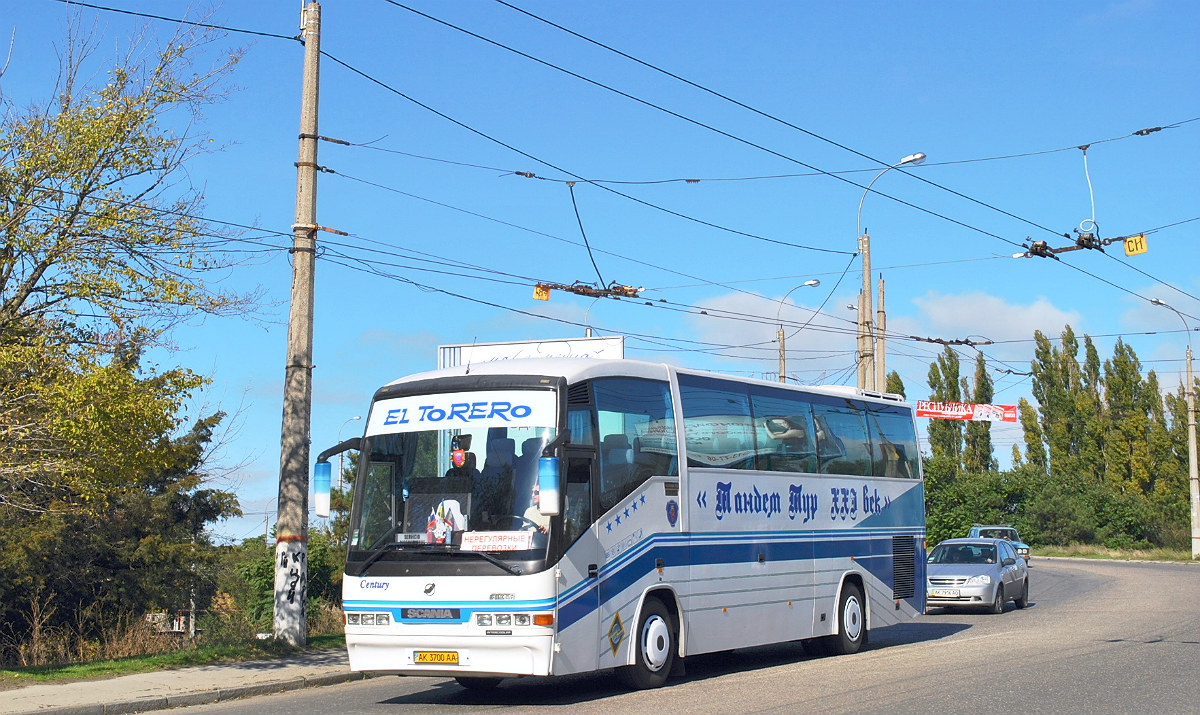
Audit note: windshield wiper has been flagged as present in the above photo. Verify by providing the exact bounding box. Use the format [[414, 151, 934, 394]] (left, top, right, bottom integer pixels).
[[353, 542, 410, 577], [428, 545, 524, 575]]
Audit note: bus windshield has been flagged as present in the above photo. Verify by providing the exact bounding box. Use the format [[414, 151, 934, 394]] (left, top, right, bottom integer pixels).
[[350, 388, 558, 558]]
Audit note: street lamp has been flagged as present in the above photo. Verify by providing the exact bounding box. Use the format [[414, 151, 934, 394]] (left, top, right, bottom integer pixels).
[[337, 416, 362, 493], [1150, 298, 1199, 559], [776, 279, 821, 383], [856, 152, 925, 390]]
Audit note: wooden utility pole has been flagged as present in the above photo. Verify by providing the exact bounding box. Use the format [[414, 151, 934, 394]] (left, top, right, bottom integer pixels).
[[274, 1, 321, 647]]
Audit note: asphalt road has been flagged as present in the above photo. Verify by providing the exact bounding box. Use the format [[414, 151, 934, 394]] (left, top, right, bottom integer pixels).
[[180, 558, 1200, 715]]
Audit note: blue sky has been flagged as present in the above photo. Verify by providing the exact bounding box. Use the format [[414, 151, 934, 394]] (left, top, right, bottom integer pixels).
[[7, 1, 1198, 543]]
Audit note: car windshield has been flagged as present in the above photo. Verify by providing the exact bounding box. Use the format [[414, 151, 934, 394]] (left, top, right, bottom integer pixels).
[[929, 544, 997, 565], [978, 528, 1017, 540]]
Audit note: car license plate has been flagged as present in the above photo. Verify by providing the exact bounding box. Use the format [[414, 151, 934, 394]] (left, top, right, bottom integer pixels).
[[931, 588, 960, 598], [414, 650, 459, 665]]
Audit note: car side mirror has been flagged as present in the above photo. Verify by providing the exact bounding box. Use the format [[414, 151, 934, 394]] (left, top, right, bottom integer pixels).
[[1002, 557, 1016, 566]]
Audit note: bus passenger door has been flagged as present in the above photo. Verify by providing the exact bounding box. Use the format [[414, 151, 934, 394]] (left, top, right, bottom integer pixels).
[[552, 454, 602, 675]]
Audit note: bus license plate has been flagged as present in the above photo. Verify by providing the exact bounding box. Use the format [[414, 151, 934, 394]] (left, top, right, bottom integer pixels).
[[414, 650, 459, 665], [931, 588, 960, 598]]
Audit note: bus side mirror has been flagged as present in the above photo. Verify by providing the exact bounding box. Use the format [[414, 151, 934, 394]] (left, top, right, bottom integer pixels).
[[313, 461, 332, 518], [538, 456, 561, 516]]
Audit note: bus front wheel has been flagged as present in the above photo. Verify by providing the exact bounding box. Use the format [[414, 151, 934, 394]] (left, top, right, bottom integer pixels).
[[616, 596, 675, 690]]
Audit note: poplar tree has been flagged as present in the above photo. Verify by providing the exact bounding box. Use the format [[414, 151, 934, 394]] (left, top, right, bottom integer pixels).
[[1101, 339, 1151, 494], [962, 352, 996, 473], [926, 346, 963, 465], [1017, 397, 1047, 471]]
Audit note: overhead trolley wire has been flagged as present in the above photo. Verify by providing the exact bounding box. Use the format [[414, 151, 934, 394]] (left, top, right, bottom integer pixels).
[[386, 1, 1031, 251], [490, 0, 1195, 242], [330, 169, 844, 304], [319, 48, 850, 256]]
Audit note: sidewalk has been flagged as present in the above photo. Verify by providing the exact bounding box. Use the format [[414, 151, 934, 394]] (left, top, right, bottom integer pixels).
[[2, 648, 369, 715]]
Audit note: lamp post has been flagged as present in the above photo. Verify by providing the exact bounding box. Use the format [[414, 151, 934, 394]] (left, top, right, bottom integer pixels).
[[1150, 298, 1199, 559], [775, 279, 821, 383], [337, 416, 361, 493], [856, 152, 925, 390]]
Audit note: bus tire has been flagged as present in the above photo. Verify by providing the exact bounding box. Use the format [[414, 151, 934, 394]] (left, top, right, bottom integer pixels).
[[616, 596, 675, 690], [825, 581, 866, 655]]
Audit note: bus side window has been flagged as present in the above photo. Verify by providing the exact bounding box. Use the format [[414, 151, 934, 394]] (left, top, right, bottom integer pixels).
[[813, 404, 871, 476], [868, 408, 920, 479], [750, 389, 818, 474], [594, 377, 677, 513]]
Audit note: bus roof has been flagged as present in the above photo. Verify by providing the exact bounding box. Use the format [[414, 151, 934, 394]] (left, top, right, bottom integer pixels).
[[380, 357, 909, 406]]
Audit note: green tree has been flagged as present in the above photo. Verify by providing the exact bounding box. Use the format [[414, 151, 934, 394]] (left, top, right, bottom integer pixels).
[[925, 346, 963, 465], [885, 370, 906, 398], [0, 20, 251, 665], [1, 20, 254, 512], [0, 22, 251, 342], [0, 409, 239, 665], [1101, 339, 1151, 495], [1016, 397, 1047, 471], [962, 352, 996, 473]]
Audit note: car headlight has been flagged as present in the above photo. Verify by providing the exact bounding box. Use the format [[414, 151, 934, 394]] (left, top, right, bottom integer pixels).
[[963, 574, 992, 586]]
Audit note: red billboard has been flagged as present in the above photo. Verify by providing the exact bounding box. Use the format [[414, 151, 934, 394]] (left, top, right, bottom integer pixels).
[[915, 400, 1017, 422]]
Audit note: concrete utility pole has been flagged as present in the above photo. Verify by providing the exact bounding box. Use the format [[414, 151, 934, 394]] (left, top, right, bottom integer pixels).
[[857, 230, 874, 390], [875, 275, 886, 390], [856, 152, 925, 391], [1151, 298, 1199, 559], [274, 1, 322, 647], [1188, 342, 1199, 560]]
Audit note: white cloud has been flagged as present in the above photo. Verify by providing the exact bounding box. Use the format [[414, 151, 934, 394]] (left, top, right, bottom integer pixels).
[[904, 291, 1081, 362]]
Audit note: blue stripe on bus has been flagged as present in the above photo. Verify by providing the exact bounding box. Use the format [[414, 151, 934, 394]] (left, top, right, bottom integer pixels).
[[558, 528, 923, 631]]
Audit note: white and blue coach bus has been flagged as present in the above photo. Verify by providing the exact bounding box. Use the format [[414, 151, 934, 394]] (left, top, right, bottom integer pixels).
[[315, 357, 925, 690]]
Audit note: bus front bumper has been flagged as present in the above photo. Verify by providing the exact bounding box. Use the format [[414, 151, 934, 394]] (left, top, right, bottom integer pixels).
[[346, 632, 555, 678]]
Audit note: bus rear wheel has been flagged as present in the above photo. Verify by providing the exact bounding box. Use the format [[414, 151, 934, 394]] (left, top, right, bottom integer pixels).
[[616, 596, 675, 690], [824, 581, 866, 655]]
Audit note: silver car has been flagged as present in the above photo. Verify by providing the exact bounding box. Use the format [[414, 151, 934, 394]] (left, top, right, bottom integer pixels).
[[926, 538, 1029, 613]]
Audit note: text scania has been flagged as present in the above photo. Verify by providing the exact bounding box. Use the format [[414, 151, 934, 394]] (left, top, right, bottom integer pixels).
[[382, 401, 532, 426]]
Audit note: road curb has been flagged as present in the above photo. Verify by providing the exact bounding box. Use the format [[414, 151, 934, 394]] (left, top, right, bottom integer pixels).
[[21, 672, 370, 715]]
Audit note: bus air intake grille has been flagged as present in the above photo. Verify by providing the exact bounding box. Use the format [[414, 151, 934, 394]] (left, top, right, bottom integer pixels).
[[567, 383, 591, 406], [892, 536, 916, 600]]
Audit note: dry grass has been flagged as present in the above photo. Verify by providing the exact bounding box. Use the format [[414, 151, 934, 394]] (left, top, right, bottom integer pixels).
[[1035, 543, 1194, 562]]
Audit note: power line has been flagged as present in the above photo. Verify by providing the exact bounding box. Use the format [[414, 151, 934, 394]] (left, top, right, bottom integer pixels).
[[386, 1, 1033, 252], [493, 1, 1197, 242], [318, 49, 851, 256], [328, 169, 836, 303], [54, 0, 301, 41]]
